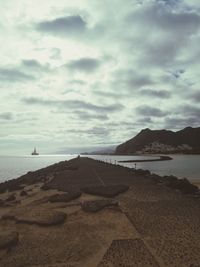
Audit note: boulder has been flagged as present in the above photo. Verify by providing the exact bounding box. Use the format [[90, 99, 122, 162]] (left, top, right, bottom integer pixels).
[[48, 192, 81, 203], [81, 185, 129, 197], [16, 209, 67, 226], [164, 177, 198, 194], [81, 199, 118, 212], [136, 169, 151, 176]]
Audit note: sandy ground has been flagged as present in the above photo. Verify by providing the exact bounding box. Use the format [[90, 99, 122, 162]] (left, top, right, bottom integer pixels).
[[0, 157, 200, 267], [190, 179, 200, 189]]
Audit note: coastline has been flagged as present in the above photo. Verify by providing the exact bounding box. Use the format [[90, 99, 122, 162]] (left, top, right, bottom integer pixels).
[[0, 157, 200, 266]]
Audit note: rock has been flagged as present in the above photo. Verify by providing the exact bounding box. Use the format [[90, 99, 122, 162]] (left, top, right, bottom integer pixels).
[[0, 180, 24, 194], [148, 174, 164, 183], [81, 185, 129, 197], [48, 192, 81, 203], [164, 177, 198, 194], [164, 175, 178, 183], [20, 190, 28, 197], [0, 231, 19, 250], [81, 199, 118, 212], [6, 194, 16, 202], [136, 169, 151, 176], [16, 209, 67, 226]]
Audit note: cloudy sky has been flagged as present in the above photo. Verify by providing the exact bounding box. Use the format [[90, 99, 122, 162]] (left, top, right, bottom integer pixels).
[[0, 0, 200, 155]]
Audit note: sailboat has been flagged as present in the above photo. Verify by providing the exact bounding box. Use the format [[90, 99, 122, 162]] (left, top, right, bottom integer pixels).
[[31, 148, 39, 155]]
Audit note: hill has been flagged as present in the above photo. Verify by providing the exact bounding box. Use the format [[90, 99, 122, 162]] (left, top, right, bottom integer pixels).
[[116, 127, 200, 154]]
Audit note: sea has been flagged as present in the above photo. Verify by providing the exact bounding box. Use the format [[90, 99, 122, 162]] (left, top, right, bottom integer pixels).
[[0, 154, 200, 183]]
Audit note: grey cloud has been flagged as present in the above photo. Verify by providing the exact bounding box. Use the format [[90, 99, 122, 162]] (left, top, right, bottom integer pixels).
[[179, 104, 200, 117], [69, 79, 86, 85], [136, 105, 168, 117], [22, 97, 123, 113], [126, 2, 200, 66], [190, 91, 200, 102], [36, 15, 87, 36], [139, 89, 171, 98], [22, 59, 42, 68], [112, 69, 154, 91], [123, 117, 154, 130], [0, 112, 13, 120], [67, 126, 110, 136], [93, 90, 129, 99], [66, 58, 101, 73], [164, 104, 200, 129], [128, 2, 200, 33], [87, 126, 110, 136], [74, 111, 109, 120], [136, 117, 154, 123], [21, 59, 50, 72], [0, 68, 35, 82], [169, 69, 185, 79], [128, 76, 154, 88], [165, 116, 200, 129]]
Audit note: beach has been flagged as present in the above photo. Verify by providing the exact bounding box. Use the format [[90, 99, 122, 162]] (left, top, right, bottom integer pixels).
[[0, 156, 200, 266]]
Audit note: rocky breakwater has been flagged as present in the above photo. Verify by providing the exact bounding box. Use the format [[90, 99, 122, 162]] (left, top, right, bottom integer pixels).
[[0, 156, 200, 266]]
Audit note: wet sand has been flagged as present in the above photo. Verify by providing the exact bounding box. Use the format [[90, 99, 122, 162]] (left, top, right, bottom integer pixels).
[[0, 157, 200, 267]]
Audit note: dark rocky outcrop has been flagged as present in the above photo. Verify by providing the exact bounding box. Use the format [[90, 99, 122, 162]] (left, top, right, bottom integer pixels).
[[81, 199, 118, 212], [81, 185, 129, 198], [3, 209, 67, 226], [135, 169, 151, 176], [164, 176, 199, 194], [48, 192, 81, 203]]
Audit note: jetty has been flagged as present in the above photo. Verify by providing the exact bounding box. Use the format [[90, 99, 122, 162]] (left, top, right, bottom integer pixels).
[[0, 157, 200, 266], [118, 155, 173, 163]]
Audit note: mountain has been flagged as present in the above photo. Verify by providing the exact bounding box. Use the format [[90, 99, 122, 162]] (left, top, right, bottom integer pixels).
[[115, 127, 200, 154]]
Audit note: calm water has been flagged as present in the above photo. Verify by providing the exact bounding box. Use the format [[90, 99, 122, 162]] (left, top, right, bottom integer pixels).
[[88, 155, 200, 180], [0, 155, 75, 182], [0, 154, 200, 182]]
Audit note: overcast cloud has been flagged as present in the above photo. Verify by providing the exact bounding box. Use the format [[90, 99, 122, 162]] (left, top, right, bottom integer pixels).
[[0, 0, 199, 154]]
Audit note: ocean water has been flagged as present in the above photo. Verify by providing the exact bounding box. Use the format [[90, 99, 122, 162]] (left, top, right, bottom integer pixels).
[[0, 155, 75, 182], [88, 154, 200, 180], [0, 154, 200, 183]]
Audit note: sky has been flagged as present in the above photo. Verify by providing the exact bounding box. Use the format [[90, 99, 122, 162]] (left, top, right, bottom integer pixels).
[[0, 0, 200, 155]]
